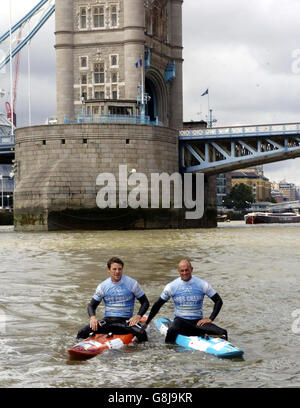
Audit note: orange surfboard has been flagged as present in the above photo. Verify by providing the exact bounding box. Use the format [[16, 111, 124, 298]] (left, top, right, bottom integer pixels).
[[68, 317, 147, 361], [68, 332, 136, 360]]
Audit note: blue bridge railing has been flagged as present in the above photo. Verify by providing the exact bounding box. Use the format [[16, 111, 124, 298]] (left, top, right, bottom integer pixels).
[[64, 114, 163, 127], [0, 134, 15, 155], [179, 123, 300, 139], [0, 135, 14, 145]]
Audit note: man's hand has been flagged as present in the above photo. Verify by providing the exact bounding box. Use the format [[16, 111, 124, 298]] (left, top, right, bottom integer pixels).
[[197, 318, 212, 326], [127, 314, 141, 326], [89, 316, 99, 331]]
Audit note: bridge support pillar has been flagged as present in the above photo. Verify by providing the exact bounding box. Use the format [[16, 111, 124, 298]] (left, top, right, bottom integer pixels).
[[13, 124, 217, 231], [180, 174, 217, 228]]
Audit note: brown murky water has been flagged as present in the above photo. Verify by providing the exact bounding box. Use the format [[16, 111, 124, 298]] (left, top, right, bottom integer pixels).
[[0, 222, 299, 388]]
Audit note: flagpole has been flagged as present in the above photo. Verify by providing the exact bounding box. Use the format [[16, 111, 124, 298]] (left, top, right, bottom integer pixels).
[[27, 20, 32, 126], [207, 87, 210, 127], [141, 54, 144, 119], [9, 0, 14, 135]]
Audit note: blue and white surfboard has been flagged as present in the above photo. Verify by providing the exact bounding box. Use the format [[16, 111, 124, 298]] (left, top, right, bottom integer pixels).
[[154, 318, 244, 358]]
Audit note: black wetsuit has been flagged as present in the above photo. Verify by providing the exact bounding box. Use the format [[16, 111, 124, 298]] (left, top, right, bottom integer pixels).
[[146, 293, 228, 343], [77, 294, 149, 342]]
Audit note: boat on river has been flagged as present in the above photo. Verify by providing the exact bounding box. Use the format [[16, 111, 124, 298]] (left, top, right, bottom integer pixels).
[[217, 214, 229, 222], [244, 211, 300, 224]]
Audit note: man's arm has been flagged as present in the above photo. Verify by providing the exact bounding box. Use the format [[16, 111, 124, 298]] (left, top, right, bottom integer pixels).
[[136, 294, 150, 317], [145, 297, 167, 325], [88, 298, 100, 317], [209, 293, 223, 321], [128, 294, 150, 326], [197, 292, 223, 326], [88, 298, 101, 331]]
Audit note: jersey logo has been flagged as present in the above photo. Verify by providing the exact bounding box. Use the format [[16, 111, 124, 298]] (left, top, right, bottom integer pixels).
[[184, 286, 192, 293]]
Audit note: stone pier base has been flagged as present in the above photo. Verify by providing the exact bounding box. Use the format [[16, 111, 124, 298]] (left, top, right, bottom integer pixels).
[[14, 123, 217, 231]]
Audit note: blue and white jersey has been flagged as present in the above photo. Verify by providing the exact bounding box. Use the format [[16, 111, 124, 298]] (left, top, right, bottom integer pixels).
[[160, 276, 216, 320], [92, 275, 145, 318]]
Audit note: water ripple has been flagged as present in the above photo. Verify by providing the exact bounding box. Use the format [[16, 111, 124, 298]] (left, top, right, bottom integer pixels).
[[0, 222, 299, 387]]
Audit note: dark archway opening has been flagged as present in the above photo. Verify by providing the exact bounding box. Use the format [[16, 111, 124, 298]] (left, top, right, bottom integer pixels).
[[145, 78, 157, 122]]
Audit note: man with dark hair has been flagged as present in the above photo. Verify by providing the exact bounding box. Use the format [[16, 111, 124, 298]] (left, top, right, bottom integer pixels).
[[77, 257, 149, 342], [145, 259, 227, 343], [107, 256, 123, 269]]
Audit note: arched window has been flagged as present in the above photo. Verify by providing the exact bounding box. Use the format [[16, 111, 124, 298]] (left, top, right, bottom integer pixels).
[[111, 5, 117, 27], [80, 8, 87, 29], [152, 7, 159, 37]]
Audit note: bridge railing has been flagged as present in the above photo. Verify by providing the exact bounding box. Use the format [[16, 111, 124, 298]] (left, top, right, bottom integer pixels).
[[64, 114, 163, 127], [0, 135, 14, 145], [179, 123, 300, 138]]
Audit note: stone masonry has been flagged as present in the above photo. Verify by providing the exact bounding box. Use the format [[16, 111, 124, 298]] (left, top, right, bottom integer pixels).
[[14, 123, 216, 230], [55, 0, 183, 129], [14, 124, 178, 230]]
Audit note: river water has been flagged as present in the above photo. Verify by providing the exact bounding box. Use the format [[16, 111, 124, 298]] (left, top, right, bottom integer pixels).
[[0, 221, 299, 388]]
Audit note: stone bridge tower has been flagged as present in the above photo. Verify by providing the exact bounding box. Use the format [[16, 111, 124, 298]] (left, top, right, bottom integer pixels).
[[55, 0, 183, 129], [14, 0, 216, 231]]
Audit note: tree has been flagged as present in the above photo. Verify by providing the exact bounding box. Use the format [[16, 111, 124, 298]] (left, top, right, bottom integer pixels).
[[224, 183, 255, 210], [266, 196, 277, 203]]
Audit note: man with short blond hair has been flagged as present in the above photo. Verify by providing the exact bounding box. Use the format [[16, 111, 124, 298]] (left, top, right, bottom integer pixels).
[[145, 259, 227, 343]]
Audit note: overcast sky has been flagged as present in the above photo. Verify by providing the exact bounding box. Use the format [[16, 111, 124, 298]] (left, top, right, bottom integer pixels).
[[1, 0, 300, 185]]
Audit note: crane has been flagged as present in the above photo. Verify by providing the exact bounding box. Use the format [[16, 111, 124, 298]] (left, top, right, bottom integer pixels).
[[5, 27, 22, 126]]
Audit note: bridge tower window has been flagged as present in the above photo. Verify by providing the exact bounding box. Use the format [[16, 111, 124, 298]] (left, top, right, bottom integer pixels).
[[94, 87, 105, 99], [111, 6, 117, 27], [112, 86, 118, 99], [94, 63, 105, 84], [80, 8, 87, 29], [111, 55, 118, 67], [80, 57, 88, 68], [111, 73, 118, 83], [81, 87, 87, 100], [81, 74, 87, 85], [93, 6, 105, 28]]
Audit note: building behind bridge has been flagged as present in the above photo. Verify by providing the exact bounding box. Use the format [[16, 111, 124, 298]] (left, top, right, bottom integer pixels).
[[272, 180, 297, 202], [231, 167, 271, 202]]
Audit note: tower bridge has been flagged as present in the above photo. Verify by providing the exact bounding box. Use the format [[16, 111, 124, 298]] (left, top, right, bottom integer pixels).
[[1, 0, 299, 230], [4, 121, 300, 174], [179, 122, 300, 175]]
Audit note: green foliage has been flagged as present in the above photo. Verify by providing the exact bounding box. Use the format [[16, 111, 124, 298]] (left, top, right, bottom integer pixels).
[[224, 183, 255, 210], [266, 196, 277, 203]]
